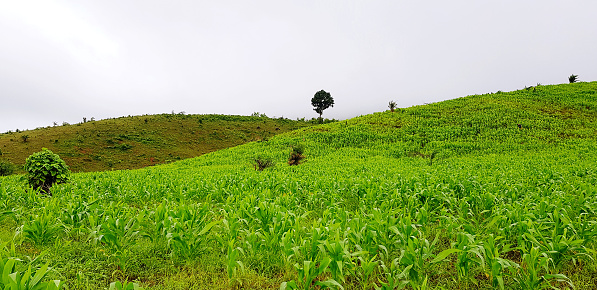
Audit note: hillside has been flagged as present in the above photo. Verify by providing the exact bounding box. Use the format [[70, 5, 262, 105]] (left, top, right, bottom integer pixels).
[[1, 82, 596, 289], [0, 113, 318, 172]]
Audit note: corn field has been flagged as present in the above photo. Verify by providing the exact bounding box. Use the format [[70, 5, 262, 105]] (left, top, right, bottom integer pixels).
[[0, 82, 596, 289]]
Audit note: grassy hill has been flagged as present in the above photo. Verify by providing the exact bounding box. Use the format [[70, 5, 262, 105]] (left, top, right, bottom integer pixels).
[[0, 82, 596, 289], [0, 113, 318, 172]]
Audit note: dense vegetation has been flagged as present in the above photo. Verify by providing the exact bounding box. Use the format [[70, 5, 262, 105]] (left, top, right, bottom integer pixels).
[[0, 82, 596, 289], [0, 114, 317, 173]]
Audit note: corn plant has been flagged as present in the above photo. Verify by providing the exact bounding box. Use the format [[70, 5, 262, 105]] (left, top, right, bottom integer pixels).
[[0, 260, 63, 290], [354, 253, 378, 290], [109, 280, 144, 290], [375, 258, 410, 290], [479, 235, 519, 290], [523, 229, 590, 269], [59, 198, 97, 237], [225, 239, 245, 285], [319, 236, 351, 283], [167, 217, 220, 259], [96, 214, 140, 251], [281, 258, 343, 290], [20, 213, 62, 246], [513, 247, 574, 289], [451, 232, 485, 282], [394, 234, 440, 288], [141, 202, 173, 244]]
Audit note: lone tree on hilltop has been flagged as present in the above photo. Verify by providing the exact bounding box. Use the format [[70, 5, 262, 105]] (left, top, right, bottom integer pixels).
[[569, 74, 579, 83], [311, 90, 334, 123]]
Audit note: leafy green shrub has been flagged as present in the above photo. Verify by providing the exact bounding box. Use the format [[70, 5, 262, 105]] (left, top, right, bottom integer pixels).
[[0, 160, 15, 176], [117, 143, 133, 151], [24, 148, 70, 194], [254, 157, 275, 171], [288, 145, 305, 166]]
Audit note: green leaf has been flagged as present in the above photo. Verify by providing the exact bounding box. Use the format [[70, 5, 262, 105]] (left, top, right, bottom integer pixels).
[[29, 262, 50, 287], [431, 249, 461, 263], [2, 259, 16, 285], [315, 279, 344, 290], [280, 281, 297, 290], [198, 220, 220, 236], [109, 281, 122, 290]]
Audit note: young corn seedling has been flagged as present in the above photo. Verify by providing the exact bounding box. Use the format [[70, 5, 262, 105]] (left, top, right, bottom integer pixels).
[[109, 280, 144, 290], [452, 232, 485, 283], [97, 214, 140, 251], [142, 202, 172, 243], [524, 228, 590, 269], [375, 258, 410, 290], [355, 253, 378, 290], [20, 212, 62, 246], [167, 219, 220, 259], [514, 246, 574, 290], [394, 233, 443, 288], [59, 198, 97, 238], [1, 260, 63, 290], [281, 258, 343, 290], [225, 239, 246, 286], [319, 236, 351, 283], [479, 235, 519, 290], [166, 203, 219, 258]]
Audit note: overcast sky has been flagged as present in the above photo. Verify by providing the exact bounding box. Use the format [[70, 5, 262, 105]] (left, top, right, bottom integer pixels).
[[1, 1, 596, 133]]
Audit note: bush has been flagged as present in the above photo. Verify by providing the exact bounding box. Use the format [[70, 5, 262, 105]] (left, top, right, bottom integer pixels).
[[0, 160, 15, 176], [254, 157, 275, 171], [569, 74, 579, 83], [388, 100, 397, 112], [288, 145, 305, 166], [24, 148, 70, 194]]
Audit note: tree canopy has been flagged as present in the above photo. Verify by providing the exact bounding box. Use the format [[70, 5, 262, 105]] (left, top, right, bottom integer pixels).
[[311, 90, 334, 121]]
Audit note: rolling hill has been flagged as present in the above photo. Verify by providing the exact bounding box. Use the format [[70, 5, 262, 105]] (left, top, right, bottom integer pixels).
[[0, 82, 596, 289], [0, 114, 319, 172]]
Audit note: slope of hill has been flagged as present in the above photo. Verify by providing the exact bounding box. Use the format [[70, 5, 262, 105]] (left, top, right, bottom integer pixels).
[[0, 113, 318, 172], [1, 82, 596, 289]]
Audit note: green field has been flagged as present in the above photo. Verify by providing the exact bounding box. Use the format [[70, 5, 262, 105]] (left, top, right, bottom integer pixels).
[[1, 82, 596, 289]]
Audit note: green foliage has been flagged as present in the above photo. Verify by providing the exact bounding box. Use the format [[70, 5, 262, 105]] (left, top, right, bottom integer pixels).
[[388, 100, 397, 112], [0, 83, 595, 289], [0, 160, 15, 176], [0, 242, 63, 290], [311, 90, 334, 121], [254, 157, 275, 171], [0, 113, 313, 172], [23, 148, 70, 194], [288, 144, 305, 166], [22, 212, 62, 246], [109, 281, 144, 290]]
